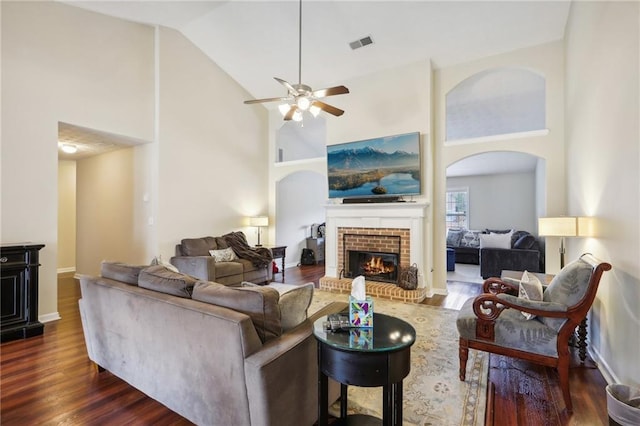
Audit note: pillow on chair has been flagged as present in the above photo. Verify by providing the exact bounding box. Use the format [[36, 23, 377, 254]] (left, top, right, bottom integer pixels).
[[517, 271, 543, 320]]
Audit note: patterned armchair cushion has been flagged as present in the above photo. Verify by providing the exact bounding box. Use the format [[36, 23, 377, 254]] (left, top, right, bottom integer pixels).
[[456, 298, 559, 357], [541, 258, 594, 331]]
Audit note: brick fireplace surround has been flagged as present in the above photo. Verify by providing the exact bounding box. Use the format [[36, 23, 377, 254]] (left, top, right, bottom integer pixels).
[[319, 203, 429, 303]]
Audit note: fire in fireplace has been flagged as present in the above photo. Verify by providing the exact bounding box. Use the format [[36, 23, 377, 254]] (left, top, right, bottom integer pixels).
[[346, 250, 399, 284]]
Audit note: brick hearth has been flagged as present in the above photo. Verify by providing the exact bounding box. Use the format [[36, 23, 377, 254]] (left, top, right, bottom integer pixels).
[[319, 276, 427, 303]]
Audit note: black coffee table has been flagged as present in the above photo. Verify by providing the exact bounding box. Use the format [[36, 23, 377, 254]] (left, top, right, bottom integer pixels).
[[313, 312, 416, 426]]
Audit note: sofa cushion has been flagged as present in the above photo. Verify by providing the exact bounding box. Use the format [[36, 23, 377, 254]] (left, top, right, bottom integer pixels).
[[514, 233, 537, 250], [446, 228, 465, 247], [461, 230, 482, 248], [479, 232, 513, 249], [101, 261, 146, 285], [215, 237, 228, 249], [138, 265, 197, 298], [278, 283, 314, 331], [181, 237, 215, 256], [192, 281, 281, 343], [243, 282, 314, 331], [209, 247, 238, 262]]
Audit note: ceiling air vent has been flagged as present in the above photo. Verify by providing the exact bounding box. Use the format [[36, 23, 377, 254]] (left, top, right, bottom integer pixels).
[[349, 36, 374, 50]]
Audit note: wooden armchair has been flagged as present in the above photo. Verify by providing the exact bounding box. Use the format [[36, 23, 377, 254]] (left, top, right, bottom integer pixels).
[[456, 253, 611, 412]]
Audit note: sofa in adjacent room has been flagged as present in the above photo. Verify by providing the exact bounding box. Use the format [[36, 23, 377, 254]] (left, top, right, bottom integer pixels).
[[446, 228, 542, 278], [79, 262, 345, 426], [479, 229, 541, 278], [170, 231, 272, 286], [446, 228, 483, 264]]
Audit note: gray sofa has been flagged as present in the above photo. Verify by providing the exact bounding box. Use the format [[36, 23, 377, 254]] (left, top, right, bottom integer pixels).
[[479, 230, 541, 278], [447, 228, 542, 277], [79, 262, 345, 426], [171, 232, 272, 286]]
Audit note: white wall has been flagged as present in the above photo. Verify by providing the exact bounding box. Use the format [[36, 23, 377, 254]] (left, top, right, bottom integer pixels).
[[57, 160, 76, 272], [156, 27, 269, 257], [564, 1, 639, 387], [433, 41, 565, 292], [1, 2, 155, 319], [447, 171, 537, 233]]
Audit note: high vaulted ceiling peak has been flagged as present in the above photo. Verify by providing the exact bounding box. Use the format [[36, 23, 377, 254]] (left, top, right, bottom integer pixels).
[[63, 1, 571, 104]]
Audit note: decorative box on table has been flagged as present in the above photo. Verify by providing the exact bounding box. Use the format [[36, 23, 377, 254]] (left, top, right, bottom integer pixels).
[[349, 328, 374, 349], [349, 296, 373, 328]]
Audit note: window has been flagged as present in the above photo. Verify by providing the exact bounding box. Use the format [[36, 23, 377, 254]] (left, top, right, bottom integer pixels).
[[446, 67, 545, 141], [446, 189, 468, 230]]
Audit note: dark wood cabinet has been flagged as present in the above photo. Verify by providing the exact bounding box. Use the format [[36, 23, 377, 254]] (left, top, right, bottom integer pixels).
[[1, 243, 45, 342]]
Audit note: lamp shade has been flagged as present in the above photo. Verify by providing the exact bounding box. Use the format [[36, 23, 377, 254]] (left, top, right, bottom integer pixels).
[[249, 216, 269, 227], [576, 217, 596, 237], [538, 217, 577, 237]]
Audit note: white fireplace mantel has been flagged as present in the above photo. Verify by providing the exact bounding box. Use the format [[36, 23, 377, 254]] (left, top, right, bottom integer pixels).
[[324, 202, 430, 290]]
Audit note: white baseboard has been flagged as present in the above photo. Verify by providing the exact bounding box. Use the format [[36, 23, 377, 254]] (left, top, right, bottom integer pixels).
[[589, 345, 619, 385], [39, 312, 61, 323], [57, 267, 76, 274]]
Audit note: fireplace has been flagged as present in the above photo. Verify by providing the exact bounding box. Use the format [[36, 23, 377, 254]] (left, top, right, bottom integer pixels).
[[346, 250, 399, 284]]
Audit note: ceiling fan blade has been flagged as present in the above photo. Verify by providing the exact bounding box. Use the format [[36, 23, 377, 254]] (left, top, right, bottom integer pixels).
[[312, 100, 344, 117], [312, 85, 349, 98], [284, 105, 298, 121], [244, 97, 290, 105], [274, 77, 298, 95]]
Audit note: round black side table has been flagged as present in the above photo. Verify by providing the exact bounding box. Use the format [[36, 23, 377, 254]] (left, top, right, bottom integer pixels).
[[313, 312, 416, 426]]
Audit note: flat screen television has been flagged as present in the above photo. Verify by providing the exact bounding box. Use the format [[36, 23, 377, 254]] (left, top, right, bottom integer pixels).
[[327, 132, 421, 199]]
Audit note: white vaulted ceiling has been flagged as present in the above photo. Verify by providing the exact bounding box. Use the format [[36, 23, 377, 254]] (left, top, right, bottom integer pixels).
[[62, 1, 571, 102]]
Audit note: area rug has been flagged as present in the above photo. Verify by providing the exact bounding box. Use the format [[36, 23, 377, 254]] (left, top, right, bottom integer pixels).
[[309, 290, 488, 426]]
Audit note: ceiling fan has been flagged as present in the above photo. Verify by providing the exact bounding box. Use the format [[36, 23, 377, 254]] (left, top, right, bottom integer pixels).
[[243, 0, 349, 121]]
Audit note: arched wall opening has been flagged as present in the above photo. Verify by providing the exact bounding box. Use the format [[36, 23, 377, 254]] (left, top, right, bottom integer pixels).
[[275, 170, 328, 268], [443, 150, 547, 282]]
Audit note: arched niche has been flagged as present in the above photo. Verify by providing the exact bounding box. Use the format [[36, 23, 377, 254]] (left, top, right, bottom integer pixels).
[[275, 117, 326, 163], [446, 67, 546, 141]]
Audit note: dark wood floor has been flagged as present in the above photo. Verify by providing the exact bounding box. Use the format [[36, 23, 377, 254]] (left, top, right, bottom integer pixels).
[[0, 265, 608, 425]]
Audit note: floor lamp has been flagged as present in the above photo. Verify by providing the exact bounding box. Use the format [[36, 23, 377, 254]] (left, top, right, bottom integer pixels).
[[249, 216, 269, 247], [538, 216, 593, 268]]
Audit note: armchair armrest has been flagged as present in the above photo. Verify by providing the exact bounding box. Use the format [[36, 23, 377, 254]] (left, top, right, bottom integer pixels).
[[482, 277, 519, 295], [170, 256, 216, 281], [495, 293, 568, 317], [471, 293, 568, 341]]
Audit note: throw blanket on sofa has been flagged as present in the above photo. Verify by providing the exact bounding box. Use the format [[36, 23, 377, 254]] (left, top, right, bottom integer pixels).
[[224, 231, 273, 268]]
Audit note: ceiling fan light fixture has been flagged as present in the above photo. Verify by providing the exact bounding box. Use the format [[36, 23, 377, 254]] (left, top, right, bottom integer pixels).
[[243, 0, 348, 120], [309, 104, 321, 117], [278, 103, 292, 116], [296, 96, 311, 111]]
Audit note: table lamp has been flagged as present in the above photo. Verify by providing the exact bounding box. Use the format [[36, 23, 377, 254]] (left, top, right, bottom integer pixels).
[[538, 216, 594, 268], [249, 216, 269, 247]]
